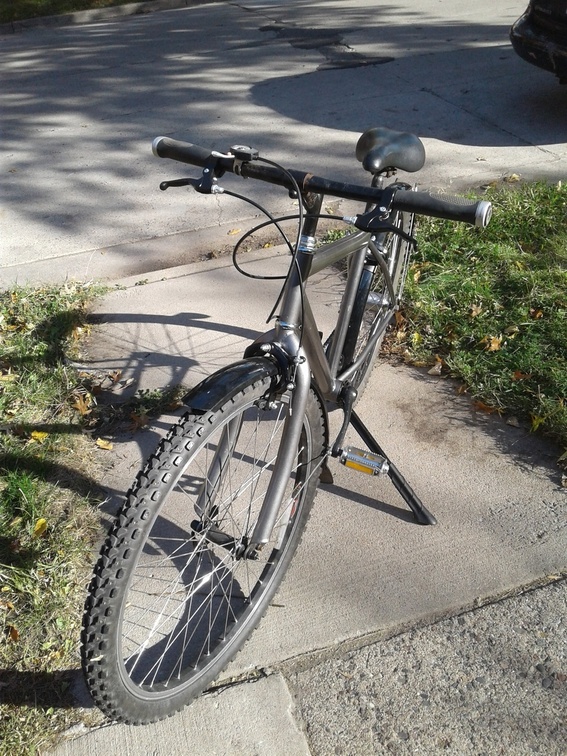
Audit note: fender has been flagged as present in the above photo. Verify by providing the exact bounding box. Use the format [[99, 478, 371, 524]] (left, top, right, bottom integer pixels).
[[182, 357, 280, 414]]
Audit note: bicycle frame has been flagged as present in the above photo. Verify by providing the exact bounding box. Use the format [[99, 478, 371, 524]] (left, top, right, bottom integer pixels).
[[245, 200, 402, 546]]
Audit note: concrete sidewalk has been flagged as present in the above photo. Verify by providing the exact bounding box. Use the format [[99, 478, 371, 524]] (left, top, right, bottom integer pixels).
[[2, 1, 566, 753]]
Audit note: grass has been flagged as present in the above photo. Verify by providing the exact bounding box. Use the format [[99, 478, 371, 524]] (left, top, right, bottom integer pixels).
[[396, 180, 567, 452], [0, 283, 188, 754], [0, 0, 135, 24], [0, 283, 109, 754]]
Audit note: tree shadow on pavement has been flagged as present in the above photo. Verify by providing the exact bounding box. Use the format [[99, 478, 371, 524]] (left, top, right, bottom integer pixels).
[[5, 1, 565, 275]]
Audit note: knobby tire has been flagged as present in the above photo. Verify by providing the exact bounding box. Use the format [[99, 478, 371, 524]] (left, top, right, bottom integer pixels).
[[81, 371, 325, 724]]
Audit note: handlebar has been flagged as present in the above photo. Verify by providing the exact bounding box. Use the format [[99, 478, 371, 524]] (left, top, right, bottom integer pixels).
[[152, 136, 492, 229]]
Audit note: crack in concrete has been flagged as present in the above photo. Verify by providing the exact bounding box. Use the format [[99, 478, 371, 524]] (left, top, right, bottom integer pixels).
[[259, 23, 393, 71]]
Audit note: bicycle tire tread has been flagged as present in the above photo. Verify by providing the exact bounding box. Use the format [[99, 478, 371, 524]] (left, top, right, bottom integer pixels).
[[81, 375, 325, 724]]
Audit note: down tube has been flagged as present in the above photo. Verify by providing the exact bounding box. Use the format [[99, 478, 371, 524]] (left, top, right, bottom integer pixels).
[[300, 295, 337, 399]]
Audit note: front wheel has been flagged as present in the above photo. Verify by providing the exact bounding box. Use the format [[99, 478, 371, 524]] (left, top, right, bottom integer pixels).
[[81, 369, 325, 724]]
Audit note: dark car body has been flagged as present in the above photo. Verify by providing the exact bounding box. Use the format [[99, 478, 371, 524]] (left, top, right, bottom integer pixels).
[[510, 1, 567, 83]]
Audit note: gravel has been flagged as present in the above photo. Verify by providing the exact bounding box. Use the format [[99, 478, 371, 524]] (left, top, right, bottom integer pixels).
[[288, 580, 567, 755]]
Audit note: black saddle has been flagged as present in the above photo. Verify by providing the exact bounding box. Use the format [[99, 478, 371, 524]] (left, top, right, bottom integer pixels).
[[356, 127, 425, 174]]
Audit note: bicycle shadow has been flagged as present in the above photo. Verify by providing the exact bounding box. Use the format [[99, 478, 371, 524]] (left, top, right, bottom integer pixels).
[[78, 311, 266, 518], [84, 309, 262, 392], [75, 260, 346, 516]]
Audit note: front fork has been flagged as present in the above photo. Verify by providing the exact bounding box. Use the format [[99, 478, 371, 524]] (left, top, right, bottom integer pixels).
[[246, 335, 313, 549]]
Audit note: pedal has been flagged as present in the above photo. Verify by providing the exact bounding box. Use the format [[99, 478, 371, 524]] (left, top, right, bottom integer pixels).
[[339, 446, 390, 476]]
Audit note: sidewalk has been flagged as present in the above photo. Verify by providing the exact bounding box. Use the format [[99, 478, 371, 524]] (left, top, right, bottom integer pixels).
[[2, 2, 566, 753]]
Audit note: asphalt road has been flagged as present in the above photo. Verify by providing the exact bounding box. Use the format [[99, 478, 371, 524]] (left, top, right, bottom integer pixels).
[[2, 0, 566, 283]]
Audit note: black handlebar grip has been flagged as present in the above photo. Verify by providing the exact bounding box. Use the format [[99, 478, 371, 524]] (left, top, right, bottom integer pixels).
[[152, 136, 213, 168], [393, 190, 492, 228]]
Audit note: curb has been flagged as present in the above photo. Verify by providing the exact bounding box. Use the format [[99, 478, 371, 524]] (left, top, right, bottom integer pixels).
[[0, 0, 218, 35]]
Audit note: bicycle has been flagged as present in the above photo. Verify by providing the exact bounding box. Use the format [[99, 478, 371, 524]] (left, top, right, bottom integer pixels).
[[81, 127, 492, 724]]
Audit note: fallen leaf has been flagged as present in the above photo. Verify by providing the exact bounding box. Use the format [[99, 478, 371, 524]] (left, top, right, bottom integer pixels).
[[118, 378, 136, 391], [474, 401, 498, 414], [530, 308, 543, 319], [470, 304, 483, 318], [227, 228, 241, 236], [512, 371, 532, 381], [165, 399, 183, 411], [531, 415, 545, 431], [7, 625, 19, 642], [486, 335, 502, 352], [30, 430, 48, 442], [0, 599, 14, 611], [109, 370, 122, 384], [32, 518, 48, 539], [95, 438, 113, 451], [129, 412, 150, 431], [504, 173, 521, 183], [428, 360, 443, 376], [71, 325, 88, 341], [72, 393, 93, 416], [9, 538, 22, 553]]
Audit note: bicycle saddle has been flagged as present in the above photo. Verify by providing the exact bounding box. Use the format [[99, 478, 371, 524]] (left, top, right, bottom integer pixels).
[[356, 127, 426, 174]]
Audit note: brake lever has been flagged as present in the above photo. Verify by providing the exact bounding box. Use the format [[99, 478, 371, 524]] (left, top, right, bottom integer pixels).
[[160, 153, 228, 195], [159, 178, 200, 191]]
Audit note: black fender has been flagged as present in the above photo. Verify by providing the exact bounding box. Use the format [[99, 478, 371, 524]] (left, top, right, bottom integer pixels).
[[182, 357, 280, 414]]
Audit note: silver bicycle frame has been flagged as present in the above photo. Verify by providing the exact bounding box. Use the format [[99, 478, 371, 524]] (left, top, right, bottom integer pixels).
[[249, 225, 400, 545]]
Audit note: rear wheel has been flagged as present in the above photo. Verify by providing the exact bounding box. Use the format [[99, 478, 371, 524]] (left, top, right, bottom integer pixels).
[[81, 370, 325, 724], [339, 209, 415, 396]]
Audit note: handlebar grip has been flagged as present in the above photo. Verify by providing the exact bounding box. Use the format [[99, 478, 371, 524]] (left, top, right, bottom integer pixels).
[[393, 190, 492, 228], [152, 136, 213, 168]]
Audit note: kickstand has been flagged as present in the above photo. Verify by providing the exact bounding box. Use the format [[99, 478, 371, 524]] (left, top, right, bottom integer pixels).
[[349, 410, 437, 526]]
